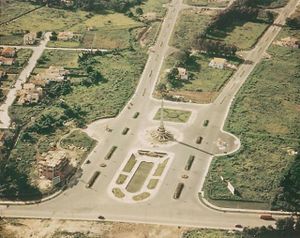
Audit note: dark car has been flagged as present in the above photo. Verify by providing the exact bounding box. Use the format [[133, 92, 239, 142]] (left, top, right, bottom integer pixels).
[[196, 136, 203, 144], [98, 215, 105, 220]]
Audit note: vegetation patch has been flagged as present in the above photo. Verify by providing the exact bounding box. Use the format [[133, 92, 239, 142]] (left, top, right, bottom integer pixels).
[[204, 27, 300, 209], [116, 174, 128, 185], [153, 108, 191, 123], [183, 229, 239, 238], [153, 159, 168, 176], [132, 192, 150, 201], [184, 0, 229, 7], [171, 9, 215, 50], [0, 6, 143, 47], [112, 187, 125, 198], [156, 51, 238, 103], [207, 21, 269, 50], [147, 179, 159, 189], [126, 162, 154, 193], [0, 49, 33, 74], [123, 154, 137, 173], [61, 130, 96, 151]]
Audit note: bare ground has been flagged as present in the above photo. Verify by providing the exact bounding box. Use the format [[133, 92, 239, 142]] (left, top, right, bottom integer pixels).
[[0, 219, 188, 238]]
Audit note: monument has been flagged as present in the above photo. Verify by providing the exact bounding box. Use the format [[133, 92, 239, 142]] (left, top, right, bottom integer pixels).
[[150, 99, 174, 143]]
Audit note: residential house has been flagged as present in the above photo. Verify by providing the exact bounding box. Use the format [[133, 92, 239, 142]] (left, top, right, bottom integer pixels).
[[209, 57, 227, 69], [57, 31, 74, 41], [37, 150, 70, 181], [0, 47, 16, 57], [16, 83, 43, 105], [34, 66, 69, 84], [23, 32, 37, 45], [0, 56, 15, 66], [177, 67, 189, 80]]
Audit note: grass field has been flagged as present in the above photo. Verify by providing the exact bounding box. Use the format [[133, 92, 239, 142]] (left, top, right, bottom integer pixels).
[[35, 50, 80, 70], [207, 20, 269, 50], [0, 6, 143, 48], [0, 0, 40, 24], [61, 130, 96, 151], [183, 229, 239, 238], [204, 27, 300, 207], [171, 9, 215, 50], [184, 0, 229, 7], [157, 51, 237, 103], [154, 108, 191, 123], [126, 162, 153, 193]]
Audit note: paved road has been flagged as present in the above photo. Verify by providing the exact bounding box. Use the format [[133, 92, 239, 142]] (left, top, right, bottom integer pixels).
[[1, 0, 299, 229], [0, 32, 51, 128]]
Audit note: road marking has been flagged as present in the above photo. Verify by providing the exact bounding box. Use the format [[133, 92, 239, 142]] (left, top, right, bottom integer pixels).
[[142, 88, 146, 96]]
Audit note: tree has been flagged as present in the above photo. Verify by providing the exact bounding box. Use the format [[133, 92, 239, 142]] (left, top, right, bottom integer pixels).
[[166, 67, 180, 88], [295, 217, 300, 234], [276, 217, 295, 233], [156, 82, 167, 96], [50, 31, 57, 41], [135, 7, 143, 15]]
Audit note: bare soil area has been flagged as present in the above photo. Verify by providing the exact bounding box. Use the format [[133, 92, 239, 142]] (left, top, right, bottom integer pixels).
[[0, 219, 187, 238]]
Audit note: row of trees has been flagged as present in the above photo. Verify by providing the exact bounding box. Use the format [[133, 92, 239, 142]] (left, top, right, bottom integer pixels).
[[194, 36, 237, 57], [242, 217, 300, 238], [28, 0, 145, 13]]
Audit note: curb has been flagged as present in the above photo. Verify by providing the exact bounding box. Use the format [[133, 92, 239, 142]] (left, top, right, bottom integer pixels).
[[0, 188, 64, 206], [199, 191, 295, 216]]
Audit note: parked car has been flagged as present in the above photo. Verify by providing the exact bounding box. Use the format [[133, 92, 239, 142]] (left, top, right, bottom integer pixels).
[[196, 136, 203, 144]]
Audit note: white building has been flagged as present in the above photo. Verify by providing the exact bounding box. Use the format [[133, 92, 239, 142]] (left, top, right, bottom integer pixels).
[[209, 57, 227, 69]]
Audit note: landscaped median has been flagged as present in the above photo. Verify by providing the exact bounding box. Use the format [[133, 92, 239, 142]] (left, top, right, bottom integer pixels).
[[203, 27, 300, 211], [110, 150, 172, 202]]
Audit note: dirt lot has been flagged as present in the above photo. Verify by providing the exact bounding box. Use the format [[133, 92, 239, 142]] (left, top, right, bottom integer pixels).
[[0, 219, 187, 238]]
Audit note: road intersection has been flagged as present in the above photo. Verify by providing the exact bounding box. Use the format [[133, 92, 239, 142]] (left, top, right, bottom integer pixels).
[[0, 0, 299, 229]]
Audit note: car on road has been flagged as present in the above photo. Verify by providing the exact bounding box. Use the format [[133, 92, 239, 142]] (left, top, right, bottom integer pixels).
[[235, 224, 243, 228], [260, 214, 273, 220], [98, 215, 105, 220], [196, 136, 203, 144]]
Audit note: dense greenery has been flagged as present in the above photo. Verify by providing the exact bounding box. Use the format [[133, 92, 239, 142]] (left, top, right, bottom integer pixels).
[[272, 151, 300, 211], [31, 0, 145, 13]]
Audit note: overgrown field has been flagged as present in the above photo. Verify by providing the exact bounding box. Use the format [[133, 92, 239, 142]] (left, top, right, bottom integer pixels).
[[204, 27, 300, 209], [171, 9, 216, 50], [156, 51, 238, 103], [6, 48, 146, 198], [207, 20, 269, 50], [0, 6, 143, 48]]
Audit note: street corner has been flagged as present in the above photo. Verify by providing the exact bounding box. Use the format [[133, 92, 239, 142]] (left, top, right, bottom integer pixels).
[[212, 130, 240, 156]]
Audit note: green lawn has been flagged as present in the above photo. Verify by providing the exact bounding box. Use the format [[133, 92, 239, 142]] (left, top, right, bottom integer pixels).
[[147, 179, 159, 189], [126, 162, 153, 193], [171, 9, 215, 50], [154, 108, 191, 123], [133, 192, 150, 201], [116, 174, 128, 185], [207, 21, 269, 50], [112, 187, 125, 198], [61, 130, 96, 151], [153, 159, 168, 176], [0, 6, 143, 48], [184, 0, 229, 7], [204, 27, 300, 208], [157, 51, 237, 103], [123, 154, 137, 173]]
